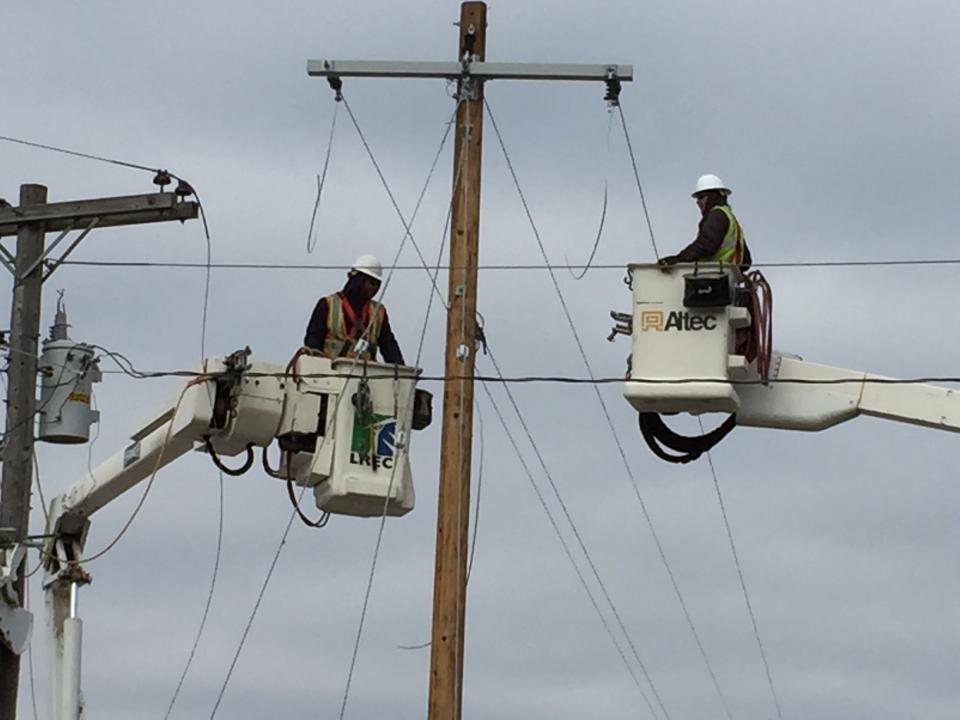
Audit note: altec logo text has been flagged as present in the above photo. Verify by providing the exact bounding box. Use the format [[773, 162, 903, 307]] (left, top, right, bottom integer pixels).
[[640, 310, 718, 332]]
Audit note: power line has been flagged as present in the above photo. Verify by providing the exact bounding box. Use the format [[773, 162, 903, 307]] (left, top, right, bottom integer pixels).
[[52, 258, 960, 270], [336, 100, 466, 719], [485, 96, 735, 719], [616, 103, 660, 259], [700, 422, 785, 720], [207, 99, 454, 712], [307, 100, 340, 254], [566, 109, 613, 280], [478, 378, 662, 719], [482, 346, 670, 719], [0, 134, 161, 174], [163, 469, 225, 719]]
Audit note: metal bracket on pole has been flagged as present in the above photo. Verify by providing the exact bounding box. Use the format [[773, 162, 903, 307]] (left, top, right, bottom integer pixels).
[[41, 218, 100, 282], [0, 244, 15, 276]]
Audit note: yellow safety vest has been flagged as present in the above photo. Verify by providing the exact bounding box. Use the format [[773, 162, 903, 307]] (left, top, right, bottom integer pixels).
[[322, 292, 385, 361], [706, 205, 746, 264]]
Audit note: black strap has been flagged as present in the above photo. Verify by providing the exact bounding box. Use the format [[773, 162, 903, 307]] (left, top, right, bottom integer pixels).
[[638, 412, 736, 464]]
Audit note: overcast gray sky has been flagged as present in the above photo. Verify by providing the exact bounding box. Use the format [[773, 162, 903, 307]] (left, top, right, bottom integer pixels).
[[2, 1, 960, 718]]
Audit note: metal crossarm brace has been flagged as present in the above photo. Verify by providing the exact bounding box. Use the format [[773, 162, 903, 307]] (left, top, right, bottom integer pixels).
[[0, 245, 14, 276], [41, 219, 100, 282], [307, 59, 633, 83], [0, 192, 199, 237]]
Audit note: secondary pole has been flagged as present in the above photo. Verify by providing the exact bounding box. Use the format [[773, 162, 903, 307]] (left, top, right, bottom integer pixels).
[[0, 184, 47, 717], [427, 4, 486, 720]]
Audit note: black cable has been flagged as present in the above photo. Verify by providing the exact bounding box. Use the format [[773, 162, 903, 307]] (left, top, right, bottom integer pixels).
[[53, 257, 960, 271], [204, 438, 254, 477], [639, 413, 737, 464], [286, 478, 330, 528]]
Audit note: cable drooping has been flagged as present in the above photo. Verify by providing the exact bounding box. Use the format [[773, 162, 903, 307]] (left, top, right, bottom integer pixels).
[[485, 97, 735, 720], [307, 101, 340, 254], [616, 104, 660, 259], [482, 345, 669, 720], [699, 420, 785, 720], [567, 109, 613, 280], [163, 469, 225, 720]]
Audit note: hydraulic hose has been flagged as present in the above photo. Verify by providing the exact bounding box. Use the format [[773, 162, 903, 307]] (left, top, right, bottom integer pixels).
[[639, 412, 737, 464]]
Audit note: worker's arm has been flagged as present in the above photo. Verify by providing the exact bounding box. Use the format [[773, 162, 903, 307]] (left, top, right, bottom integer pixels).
[[378, 310, 405, 365], [304, 297, 329, 350], [673, 207, 729, 262]]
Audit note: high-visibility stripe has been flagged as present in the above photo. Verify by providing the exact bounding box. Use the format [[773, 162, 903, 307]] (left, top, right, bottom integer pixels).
[[707, 205, 745, 264], [322, 293, 383, 360]]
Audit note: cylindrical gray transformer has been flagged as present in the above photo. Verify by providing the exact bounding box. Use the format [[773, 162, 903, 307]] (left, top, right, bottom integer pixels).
[[37, 302, 101, 444]]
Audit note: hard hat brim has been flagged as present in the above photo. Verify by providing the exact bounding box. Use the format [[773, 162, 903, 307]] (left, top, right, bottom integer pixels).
[[692, 188, 732, 198], [351, 267, 383, 282]]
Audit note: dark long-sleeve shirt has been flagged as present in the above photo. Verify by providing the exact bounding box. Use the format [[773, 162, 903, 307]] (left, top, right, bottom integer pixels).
[[304, 295, 405, 365], [675, 198, 752, 267]]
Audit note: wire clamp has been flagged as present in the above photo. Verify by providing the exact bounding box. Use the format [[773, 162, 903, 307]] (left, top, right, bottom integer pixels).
[[324, 62, 344, 102], [603, 67, 622, 107]]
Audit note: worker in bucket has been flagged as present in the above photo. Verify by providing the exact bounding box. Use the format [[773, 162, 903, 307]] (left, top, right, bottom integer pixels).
[[304, 254, 405, 364], [658, 174, 752, 268]]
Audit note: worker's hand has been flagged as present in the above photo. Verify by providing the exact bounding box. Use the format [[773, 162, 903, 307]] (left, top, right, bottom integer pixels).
[[657, 255, 679, 271]]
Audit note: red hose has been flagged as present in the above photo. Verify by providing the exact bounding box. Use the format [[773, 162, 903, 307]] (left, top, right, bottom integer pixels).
[[744, 270, 774, 382]]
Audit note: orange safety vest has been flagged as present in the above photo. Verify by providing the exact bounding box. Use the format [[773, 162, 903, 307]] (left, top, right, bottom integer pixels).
[[321, 292, 386, 361]]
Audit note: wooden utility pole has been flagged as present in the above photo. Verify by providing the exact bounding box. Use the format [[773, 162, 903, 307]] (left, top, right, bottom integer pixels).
[[307, 15, 630, 720], [427, 5, 486, 720], [0, 184, 47, 718], [0, 186, 197, 719]]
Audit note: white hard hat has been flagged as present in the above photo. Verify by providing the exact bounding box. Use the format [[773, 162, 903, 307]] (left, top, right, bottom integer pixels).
[[350, 254, 383, 282], [692, 174, 731, 197]]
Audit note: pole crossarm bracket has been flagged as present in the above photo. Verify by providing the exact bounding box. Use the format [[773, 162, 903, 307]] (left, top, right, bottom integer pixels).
[[0, 192, 199, 238], [307, 59, 633, 83]]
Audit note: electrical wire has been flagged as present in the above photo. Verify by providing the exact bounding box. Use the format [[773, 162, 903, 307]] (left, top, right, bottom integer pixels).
[[307, 101, 340, 254], [479, 376, 661, 719], [466, 395, 484, 584], [0, 134, 161, 174], [211, 99, 464, 717], [194, 193, 214, 363], [53, 257, 960, 271], [482, 345, 669, 720], [25, 346, 960, 388], [43, 377, 207, 569], [616, 103, 659, 259], [337, 103, 469, 719], [163, 469, 225, 720], [567, 109, 613, 280], [341, 92, 458, 309], [700, 421, 785, 720], [485, 97, 735, 720]]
